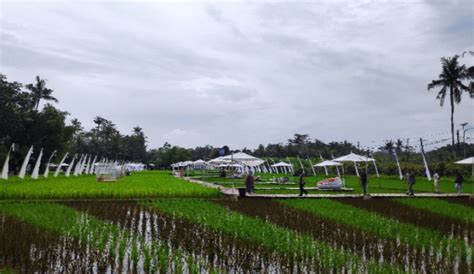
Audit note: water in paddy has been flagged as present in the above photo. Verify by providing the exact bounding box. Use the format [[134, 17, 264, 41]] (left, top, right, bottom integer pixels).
[[216, 198, 473, 273], [0, 198, 472, 273], [0, 201, 321, 273]]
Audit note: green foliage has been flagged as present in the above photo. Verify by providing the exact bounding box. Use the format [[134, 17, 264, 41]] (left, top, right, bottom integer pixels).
[[0, 171, 220, 199], [0, 202, 211, 272], [281, 199, 469, 259], [394, 198, 474, 224], [146, 199, 400, 273]]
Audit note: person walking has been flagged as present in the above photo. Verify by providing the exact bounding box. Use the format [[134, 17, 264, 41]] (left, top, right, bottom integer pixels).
[[360, 172, 369, 196], [245, 171, 255, 194], [433, 172, 441, 193], [299, 170, 308, 197], [454, 172, 464, 194], [406, 171, 415, 196]]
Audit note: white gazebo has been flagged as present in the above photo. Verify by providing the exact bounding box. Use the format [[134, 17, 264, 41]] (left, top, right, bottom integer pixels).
[[333, 152, 379, 177], [271, 161, 293, 173]]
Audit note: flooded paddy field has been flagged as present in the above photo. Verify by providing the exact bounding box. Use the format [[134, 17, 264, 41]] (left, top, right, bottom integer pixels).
[[0, 197, 472, 273]]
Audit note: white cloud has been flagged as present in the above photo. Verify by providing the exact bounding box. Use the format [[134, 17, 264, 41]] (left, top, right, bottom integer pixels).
[[0, 0, 472, 150]]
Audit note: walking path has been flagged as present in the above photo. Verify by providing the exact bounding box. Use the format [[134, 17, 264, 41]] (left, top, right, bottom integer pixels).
[[183, 176, 472, 199]]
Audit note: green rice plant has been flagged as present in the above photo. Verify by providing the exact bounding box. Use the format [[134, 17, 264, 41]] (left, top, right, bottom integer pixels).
[[0, 171, 220, 200], [280, 199, 470, 261], [146, 199, 401, 273], [393, 198, 474, 224], [0, 202, 214, 272]]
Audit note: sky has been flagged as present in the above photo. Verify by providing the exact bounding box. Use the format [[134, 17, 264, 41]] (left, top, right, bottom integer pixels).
[[0, 0, 473, 151]]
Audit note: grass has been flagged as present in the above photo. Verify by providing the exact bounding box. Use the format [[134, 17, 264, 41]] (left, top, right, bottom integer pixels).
[[0, 171, 220, 200], [393, 198, 474, 224], [146, 198, 401, 273], [197, 172, 474, 194], [0, 202, 213, 273], [280, 199, 470, 262]]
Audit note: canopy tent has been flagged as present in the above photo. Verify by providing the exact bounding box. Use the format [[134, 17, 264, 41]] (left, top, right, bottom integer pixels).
[[314, 160, 342, 167], [333, 152, 379, 177], [271, 161, 292, 173], [455, 157, 474, 165], [333, 152, 375, 162], [314, 160, 342, 177], [209, 152, 264, 173]]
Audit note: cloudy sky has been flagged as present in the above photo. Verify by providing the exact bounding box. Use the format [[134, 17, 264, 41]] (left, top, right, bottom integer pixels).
[[1, 0, 473, 150]]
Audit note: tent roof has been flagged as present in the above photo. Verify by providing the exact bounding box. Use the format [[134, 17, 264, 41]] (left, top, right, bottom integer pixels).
[[333, 152, 375, 162], [193, 159, 206, 164], [314, 160, 342, 167], [271, 161, 292, 167], [455, 157, 474, 165], [219, 152, 261, 161]]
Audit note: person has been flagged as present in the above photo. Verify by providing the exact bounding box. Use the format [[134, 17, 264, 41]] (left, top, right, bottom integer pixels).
[[433, 172, 440, 193], [406, 171, 415, 196], [455, 172, 464, 194], [299, 170, 308, 196], [360, 172, 369, 196], [245, 171, 255, 194]]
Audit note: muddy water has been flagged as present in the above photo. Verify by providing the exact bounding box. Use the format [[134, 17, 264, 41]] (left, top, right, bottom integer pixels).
[[215, 198, 470, 273], [441, 197, 474, 208], [0, 214, 113, 273], [337, 198, 474, 244], [64, 200, 323, 273]]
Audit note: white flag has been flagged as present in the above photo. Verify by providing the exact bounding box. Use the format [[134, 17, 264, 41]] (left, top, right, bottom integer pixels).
[[1, 144, 14, 180], [320, 154, 328, 176], [31, 148, 44, 179], [89, 155, 97, 174], [19, 146, 34, 179], [43, 150, 56, 178], [65, 154, 76, 177], [74, 155, 84, 176], [54, 153, 69, 177]]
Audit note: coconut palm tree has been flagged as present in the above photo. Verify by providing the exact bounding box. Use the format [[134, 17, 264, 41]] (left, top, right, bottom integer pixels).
[[427, 55, 469, 149], [25, 76, 57, 110]]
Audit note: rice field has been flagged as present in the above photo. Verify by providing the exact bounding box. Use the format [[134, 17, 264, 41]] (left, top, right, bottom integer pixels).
[[1, 196, 473, 272], [0, 171, 220, 199]]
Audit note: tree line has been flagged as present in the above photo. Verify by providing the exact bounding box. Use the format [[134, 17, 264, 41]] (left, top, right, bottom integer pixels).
[[0, 74, 147, 173]]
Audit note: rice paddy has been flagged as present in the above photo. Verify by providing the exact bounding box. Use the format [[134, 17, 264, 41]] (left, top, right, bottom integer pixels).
[[0, 171, 473, 273]]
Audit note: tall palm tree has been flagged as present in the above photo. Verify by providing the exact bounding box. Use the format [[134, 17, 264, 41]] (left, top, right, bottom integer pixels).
[[25, 76, 57, 110], [427, 55, 469, 149]]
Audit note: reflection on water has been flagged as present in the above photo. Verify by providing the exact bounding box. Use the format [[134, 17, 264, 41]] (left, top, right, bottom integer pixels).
[[0, 199, 472, 273]]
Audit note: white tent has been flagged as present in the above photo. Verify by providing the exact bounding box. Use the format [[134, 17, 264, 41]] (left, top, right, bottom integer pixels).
[[218, 152, 261, 161], [271, 161, 292, 173], [314, 160, 342, 167], [455, 157, 474, 165], [333, 152, 375, 162], [333, 152, 378, 177]]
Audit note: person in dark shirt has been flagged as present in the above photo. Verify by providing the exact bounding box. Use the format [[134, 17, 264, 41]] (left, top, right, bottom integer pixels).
[[455, 173, 464, 194], [299, 171, 308, 197], [360, 172, 369, 196], [406, 171, 416, 196]]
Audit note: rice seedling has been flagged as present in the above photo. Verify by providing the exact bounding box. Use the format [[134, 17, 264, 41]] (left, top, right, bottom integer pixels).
[[393, 198, 474, 224], [281, 199, 473, 272], [146, 199, 401, 273], [0, 171, 220, 199], [0, 202, 214, 272]]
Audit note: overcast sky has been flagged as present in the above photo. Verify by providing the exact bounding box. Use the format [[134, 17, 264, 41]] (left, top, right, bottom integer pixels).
[[1, 0, 473, 151]]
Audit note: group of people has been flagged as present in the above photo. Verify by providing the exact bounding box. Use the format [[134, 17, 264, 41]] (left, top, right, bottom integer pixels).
[[360, 170, 465, 196], [244, 169, 466, 196]]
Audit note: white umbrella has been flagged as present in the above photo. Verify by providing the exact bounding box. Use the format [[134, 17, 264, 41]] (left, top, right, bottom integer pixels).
[[271, 161, 293, 167], [455, 157, 474, 164], [333, 152, 375, 162]]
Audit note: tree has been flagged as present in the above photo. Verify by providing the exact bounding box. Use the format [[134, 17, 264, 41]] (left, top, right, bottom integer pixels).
[[427, 55, 470, 149], [25, 76, 57, 110]]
